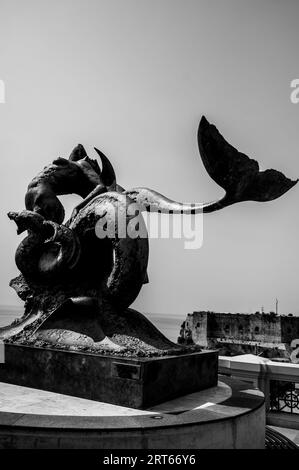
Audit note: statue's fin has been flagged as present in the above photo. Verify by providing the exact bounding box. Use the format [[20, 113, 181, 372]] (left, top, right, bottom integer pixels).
[[197, 116, 298, 204], [69, 144, 88, 161], [125, 117, 297, 215]]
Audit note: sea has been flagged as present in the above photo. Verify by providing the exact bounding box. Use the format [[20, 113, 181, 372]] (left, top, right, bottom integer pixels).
[[0, 306, 185, 343], [0, 306, 23, 328]]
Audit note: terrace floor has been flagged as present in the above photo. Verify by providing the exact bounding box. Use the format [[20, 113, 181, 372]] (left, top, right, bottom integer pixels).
[[268, 425, 299, 446]]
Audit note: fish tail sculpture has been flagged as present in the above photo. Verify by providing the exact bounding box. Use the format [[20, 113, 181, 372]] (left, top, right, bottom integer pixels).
[[125, 116, 298, 214]]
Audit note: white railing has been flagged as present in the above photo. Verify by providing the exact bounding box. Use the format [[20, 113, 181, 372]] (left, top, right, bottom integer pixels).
[[218, 354, 299, 429]]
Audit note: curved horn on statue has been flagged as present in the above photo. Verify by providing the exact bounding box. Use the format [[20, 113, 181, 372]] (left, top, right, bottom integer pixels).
[[94, 147, 116, 189]]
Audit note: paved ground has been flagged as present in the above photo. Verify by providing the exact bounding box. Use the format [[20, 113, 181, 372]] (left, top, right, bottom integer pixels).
[[268, 425, 299, 446], [0, 380, 231, 416], [0, 381, 155, 416]]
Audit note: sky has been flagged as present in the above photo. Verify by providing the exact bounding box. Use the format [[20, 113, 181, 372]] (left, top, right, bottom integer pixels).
[[0, 0, 298, 317]]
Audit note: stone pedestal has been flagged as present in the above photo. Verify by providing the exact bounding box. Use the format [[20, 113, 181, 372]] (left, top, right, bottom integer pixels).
[[0, 343, 218, 409]]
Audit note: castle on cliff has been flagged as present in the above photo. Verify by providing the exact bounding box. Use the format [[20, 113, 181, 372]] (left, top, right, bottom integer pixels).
[[178, 311, 299, 360]]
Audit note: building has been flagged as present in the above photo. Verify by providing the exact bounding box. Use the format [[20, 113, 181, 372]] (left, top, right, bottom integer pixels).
[[178, 311, 299, 360]]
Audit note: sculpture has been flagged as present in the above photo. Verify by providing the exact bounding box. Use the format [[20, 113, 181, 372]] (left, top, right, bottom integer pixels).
[[1, 116, 297, 356]]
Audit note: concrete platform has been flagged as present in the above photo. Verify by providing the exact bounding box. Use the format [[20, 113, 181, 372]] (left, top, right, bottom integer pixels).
[[0, 376, 265, 449]]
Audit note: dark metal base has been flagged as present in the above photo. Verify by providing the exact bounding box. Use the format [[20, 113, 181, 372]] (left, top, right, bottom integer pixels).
[[0, 343, 218, 409]]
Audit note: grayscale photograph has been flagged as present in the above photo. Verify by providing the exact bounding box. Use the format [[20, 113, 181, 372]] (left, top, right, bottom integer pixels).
[[0, 0, 298, 459]]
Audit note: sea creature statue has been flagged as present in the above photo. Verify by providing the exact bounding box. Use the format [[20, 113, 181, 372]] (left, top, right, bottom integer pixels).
[[1, 117, 297, 355]]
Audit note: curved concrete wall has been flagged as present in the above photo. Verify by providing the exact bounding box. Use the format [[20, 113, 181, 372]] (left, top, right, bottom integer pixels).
[[0, 404, 265, 449], [0, 376, 265, 449]]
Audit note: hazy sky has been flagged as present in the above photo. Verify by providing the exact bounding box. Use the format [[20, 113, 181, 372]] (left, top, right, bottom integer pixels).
[[0, 0, 298, 316]]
